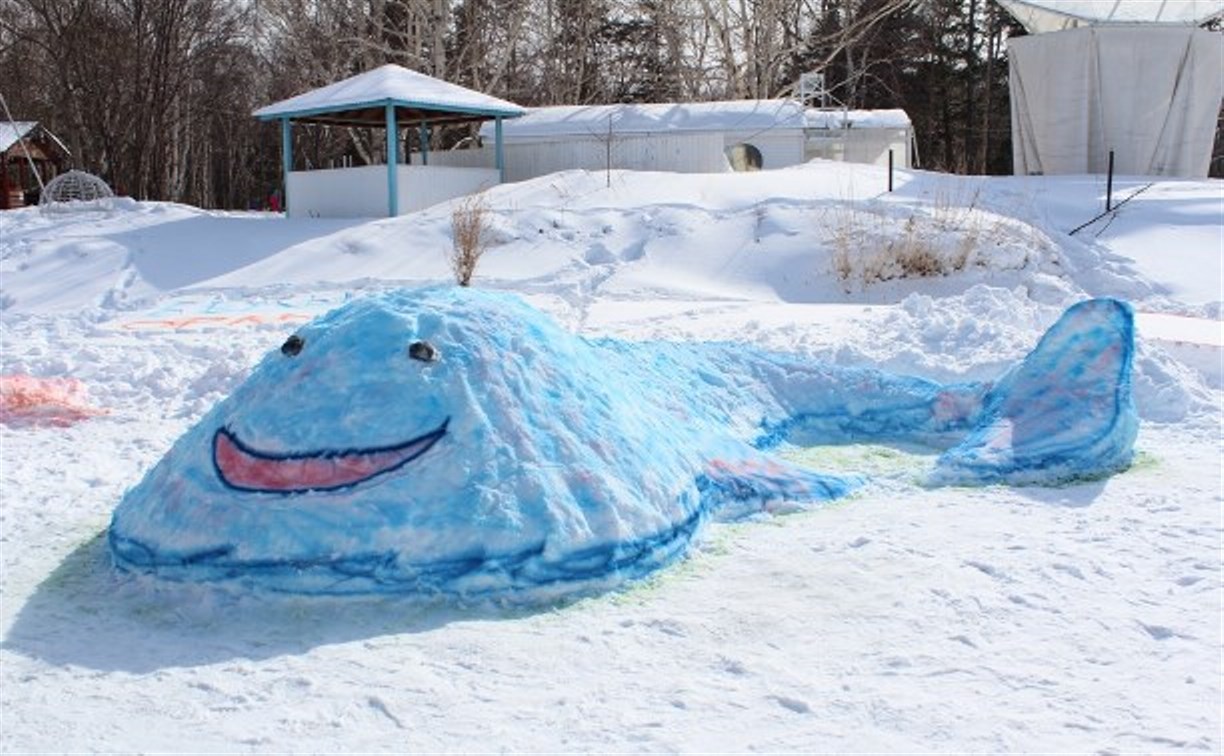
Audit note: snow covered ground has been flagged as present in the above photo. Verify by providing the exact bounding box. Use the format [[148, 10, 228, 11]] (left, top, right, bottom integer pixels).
[[1, 161, 1220, 752]]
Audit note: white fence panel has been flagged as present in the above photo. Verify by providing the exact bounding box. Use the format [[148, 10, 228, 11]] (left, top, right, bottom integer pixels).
[[287, 164, 499, 218], [288, 165, 387, 218], [396, 165, 499, 214]]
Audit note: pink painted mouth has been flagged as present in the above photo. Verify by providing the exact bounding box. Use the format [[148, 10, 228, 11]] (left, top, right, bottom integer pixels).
[[212, 420, 448, 493]]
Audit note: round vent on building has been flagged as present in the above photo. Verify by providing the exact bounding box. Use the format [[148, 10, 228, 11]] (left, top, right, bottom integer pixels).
[[726, 143, 763, 172]]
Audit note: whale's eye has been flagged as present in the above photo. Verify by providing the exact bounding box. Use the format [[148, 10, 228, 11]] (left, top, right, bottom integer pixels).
[[408, 340, 438, 363], [281, 334, 305, 356]]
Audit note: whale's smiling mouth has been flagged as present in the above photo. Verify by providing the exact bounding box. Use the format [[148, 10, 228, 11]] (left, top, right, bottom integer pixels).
[[213, 419, 449, 493]]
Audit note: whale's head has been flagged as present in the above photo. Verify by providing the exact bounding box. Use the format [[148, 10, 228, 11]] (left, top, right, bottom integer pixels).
[[108, 287, 718, 598]]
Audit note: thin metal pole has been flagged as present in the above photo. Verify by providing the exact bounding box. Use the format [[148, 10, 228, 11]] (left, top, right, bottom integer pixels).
[[1106, 150, 1115, 212], [888, 148, 894, 192], [280, 118, 292, 215], [495, 117, 504, 182]]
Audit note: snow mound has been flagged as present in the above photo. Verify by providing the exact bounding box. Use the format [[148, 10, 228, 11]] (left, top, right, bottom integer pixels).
[[108, 288, 1139, 600], [0, 374, 106, 426]]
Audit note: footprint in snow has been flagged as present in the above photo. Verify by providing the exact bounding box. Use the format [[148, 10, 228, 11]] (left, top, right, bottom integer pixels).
[[769, 695, 811, 714]]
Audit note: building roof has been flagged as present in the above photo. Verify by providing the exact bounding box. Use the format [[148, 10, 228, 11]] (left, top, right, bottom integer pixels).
[[482, 99, 807, 138], [482, 100, 911, 140], [481, 100, 808, 139], [0, 121, 37, 153], [998, 0, 1224, 34], [0, 121, 70, 158], [805, 108, 912, 130], [252, 64, 525, 127]]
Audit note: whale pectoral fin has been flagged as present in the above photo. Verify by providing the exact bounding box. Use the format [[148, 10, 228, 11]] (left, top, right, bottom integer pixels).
[[930, 298, 1139, 487], [698, 456, 860, 521]]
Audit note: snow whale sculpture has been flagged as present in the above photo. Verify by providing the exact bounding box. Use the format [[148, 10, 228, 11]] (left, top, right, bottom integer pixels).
[[108, 288, 1136, 599]]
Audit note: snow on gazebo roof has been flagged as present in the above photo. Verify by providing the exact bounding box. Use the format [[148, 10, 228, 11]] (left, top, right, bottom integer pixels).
[[253, 64, 524, 126], [997, 0, 1224, 34], [0, 121, 69, 157], [481, 100, 810, 140]]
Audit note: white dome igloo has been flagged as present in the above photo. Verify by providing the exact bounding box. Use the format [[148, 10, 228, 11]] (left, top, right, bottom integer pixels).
[[40, 170, 115, 205]]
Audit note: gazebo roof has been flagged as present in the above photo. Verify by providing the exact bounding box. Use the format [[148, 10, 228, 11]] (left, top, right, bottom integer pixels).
[[253, 64, 525, 127], [0, 121, 70, 157], [997, 0, 1224, 34]]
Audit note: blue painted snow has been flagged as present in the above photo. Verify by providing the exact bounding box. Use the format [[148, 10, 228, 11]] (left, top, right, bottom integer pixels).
[[108, 288, 1137, 600], [930, 298, 1138, 486]]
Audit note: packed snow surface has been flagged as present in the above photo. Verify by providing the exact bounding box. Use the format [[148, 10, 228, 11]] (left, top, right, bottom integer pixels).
[[0, 161, 1219, 752]]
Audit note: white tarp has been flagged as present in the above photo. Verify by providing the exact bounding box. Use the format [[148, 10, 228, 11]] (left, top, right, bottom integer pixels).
[[1008, 26, 1223, 177], [998, 0, 1224, 33]]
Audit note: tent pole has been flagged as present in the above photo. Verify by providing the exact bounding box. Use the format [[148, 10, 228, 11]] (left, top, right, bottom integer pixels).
[[419, 124, 430, 166], [386, 104, 399, 217]]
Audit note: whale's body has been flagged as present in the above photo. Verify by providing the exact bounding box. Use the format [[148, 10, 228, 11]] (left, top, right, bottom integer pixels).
[[109, 288, 1137, 599]]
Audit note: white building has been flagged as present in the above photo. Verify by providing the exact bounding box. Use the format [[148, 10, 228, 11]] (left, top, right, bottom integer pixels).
[[803, 108, 914, 170], [465, 100, 913, 182]]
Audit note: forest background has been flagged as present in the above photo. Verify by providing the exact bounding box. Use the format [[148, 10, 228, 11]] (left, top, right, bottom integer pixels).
[[1, 0, 1218, 210]]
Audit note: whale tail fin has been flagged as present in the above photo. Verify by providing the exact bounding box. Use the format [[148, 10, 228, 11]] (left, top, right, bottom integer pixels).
[[929, 298, 1138, 487]]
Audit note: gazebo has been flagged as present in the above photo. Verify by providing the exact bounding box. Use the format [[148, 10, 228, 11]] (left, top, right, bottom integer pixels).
[[254, 65, 525, 218]]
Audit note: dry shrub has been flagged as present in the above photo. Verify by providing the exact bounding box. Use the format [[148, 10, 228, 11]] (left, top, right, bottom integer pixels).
[[829, 193, 1021, 291], [450, 193, 491, 287]]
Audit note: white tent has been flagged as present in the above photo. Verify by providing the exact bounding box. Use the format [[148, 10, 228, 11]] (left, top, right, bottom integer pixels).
[[1001, 0, 1224, 178], [998, 0, 1224, 32]]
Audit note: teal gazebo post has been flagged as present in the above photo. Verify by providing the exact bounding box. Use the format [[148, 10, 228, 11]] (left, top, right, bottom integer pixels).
[[280, 117, 292, 213], [495, 117, 505, 182], [385, 103, 399, 218]]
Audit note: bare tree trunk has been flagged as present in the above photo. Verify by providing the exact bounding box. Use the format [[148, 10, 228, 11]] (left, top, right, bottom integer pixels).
[[965, 0, 977, 172], [979, 2, 997, 171]]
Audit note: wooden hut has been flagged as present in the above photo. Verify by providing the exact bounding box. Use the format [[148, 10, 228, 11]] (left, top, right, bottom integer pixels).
[[1, 122, 70, 209]]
